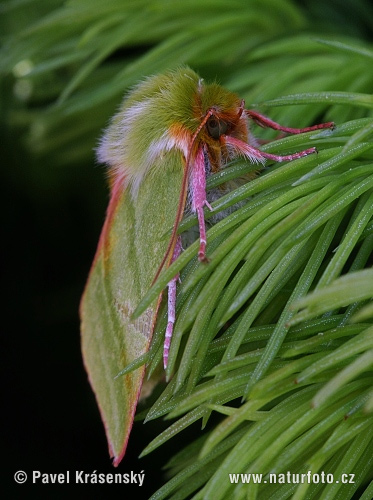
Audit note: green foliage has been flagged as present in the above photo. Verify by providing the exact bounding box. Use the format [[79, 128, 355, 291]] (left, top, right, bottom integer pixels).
[[2, 0, 373, 498]]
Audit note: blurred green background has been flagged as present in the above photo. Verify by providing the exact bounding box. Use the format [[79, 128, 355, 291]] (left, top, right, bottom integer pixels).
[[1, 0, 373, 498]]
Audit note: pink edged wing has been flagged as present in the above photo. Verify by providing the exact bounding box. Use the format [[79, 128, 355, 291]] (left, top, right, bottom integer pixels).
[[80, 151, 184, 465]]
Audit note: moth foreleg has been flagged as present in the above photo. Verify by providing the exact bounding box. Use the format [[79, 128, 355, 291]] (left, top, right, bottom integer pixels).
[[164, 237, 182, 369]]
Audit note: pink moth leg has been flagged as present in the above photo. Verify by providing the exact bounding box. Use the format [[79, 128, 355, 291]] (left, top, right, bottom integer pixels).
[[225, 135, 320, 163], [163, 144, 212, 368], [246, 110, 334, 135], [162, 136, 212, 368], [190, 146, 213, 262], [164, 237, 182, 369], [230, 110, 335, 162]]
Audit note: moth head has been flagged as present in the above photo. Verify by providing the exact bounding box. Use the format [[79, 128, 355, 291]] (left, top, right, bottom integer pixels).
[[199, 96, 248, 143], [190, 99, 249, 171]]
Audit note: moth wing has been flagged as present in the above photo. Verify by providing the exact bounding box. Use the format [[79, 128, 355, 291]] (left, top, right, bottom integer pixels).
[[80, 151, 184, 466]]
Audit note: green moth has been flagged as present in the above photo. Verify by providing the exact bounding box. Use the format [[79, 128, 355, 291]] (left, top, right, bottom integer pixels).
[[80, 67, 333, 465]]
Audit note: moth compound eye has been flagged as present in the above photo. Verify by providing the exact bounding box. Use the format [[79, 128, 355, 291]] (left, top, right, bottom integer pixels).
[[206, 116, 228, 139]]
